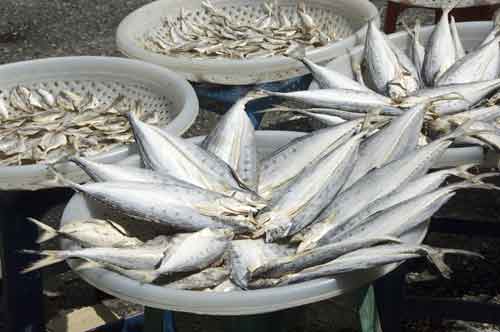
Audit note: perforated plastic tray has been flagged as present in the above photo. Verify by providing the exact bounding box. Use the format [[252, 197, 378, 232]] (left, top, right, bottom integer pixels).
[[116, 0, 379, 85], [61, 130, 428, 316], [0, 56, 198, 190]]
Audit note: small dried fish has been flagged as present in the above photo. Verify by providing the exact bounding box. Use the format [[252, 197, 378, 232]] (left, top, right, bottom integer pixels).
[[143, 1, 337, 59], [0, 87, 163, 166], [25, 217, 143, 248]]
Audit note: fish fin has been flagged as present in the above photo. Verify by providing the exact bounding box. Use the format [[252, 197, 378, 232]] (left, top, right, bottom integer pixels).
[[26, 217, 58, 244], [20, 250, 65, 274]]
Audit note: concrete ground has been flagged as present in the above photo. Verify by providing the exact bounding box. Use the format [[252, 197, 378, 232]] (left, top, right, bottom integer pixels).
[[1, 1, 499, 332]]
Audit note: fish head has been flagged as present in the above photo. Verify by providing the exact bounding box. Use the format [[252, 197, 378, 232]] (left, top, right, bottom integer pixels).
[[387, 81, 409, 102], [229, 189, 267, 210]]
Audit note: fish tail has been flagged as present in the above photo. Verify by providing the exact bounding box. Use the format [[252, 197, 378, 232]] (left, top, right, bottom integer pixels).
[[422, 245, 483, 279], [20, 250, 66, 274], [26, 217, 59, 244], [451, 163, 478, 180], [466, 172, 500, 190]]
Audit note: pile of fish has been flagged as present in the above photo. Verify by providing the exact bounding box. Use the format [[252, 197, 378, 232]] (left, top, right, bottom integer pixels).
[[143, 0, 337, 59], [23, 89, 493, 291], [261, 13, 500, 151], [0, 87, 162, 166]]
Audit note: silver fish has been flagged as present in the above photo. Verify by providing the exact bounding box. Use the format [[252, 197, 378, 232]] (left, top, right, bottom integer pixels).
[[258, 119, 361, 201], [422, 7, 456, 85], [249, 236, 399, 280], [25, 217, 143, 248], [201, 95, 258, 191], [342, 101, 427, 189], [128, 112, 264, 208], [338, 177, 497, 242], [297, 124, 474, 252], [257, 132, 363, 242], [57, 175, 257, 233], [333, 164, 477, 242], [401, 79, 500, 115], [166, 267, 229, 290], [252, 244, 482, 287], [149, 228, 233, 281], [287, 46, 371, 92], [363, 20, 419, 99], [69, 156, 202, 186], [22, 246, 167, 274], [261, 89, 402, 114], [436, 36, 500, 86]]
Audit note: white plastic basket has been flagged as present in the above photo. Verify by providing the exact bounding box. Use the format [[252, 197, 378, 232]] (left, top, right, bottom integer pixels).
[[116, 0, 379, 85], [0, 56, 199, 190], [60, 130, 427, 316]]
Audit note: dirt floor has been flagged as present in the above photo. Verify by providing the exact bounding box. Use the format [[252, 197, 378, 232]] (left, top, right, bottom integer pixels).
[[1, 1, 500, 331]]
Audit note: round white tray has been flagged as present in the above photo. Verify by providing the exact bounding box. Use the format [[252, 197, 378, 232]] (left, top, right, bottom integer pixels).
[[61, 130, 427, 316], [116, 0, 379, 85], [0, 56, 199, 190]]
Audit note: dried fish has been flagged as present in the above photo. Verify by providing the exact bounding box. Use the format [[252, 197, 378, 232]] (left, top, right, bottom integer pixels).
[[143, 1, 337, 59], [0, 87, 165, 166]]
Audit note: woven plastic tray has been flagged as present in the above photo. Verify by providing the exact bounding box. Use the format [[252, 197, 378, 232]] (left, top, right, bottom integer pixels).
[[0, 56, 199, 190], [116, 0, 379, 85], [308, 21, 500, 168], [61, 130, 427, 316]]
